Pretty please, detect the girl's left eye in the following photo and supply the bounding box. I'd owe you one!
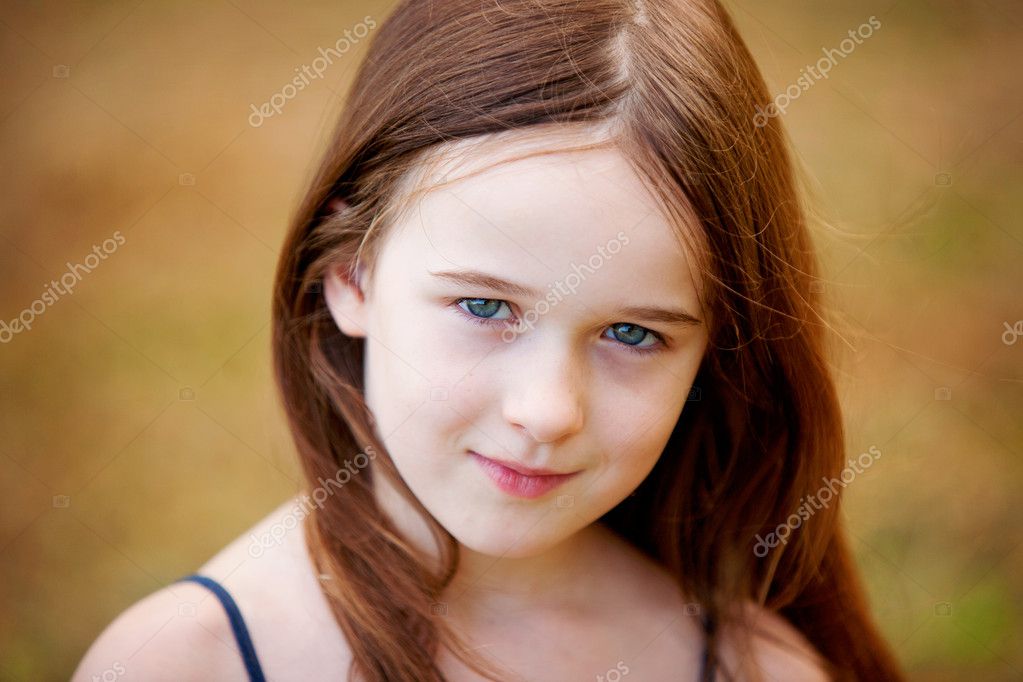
[453,297,665,355]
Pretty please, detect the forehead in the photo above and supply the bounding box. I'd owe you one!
[377,127,703,305]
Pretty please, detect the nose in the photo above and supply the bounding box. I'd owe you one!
[501,337,585,444]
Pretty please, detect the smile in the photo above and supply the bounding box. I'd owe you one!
[469,451,580,499]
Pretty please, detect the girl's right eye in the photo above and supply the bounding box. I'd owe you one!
[454,298,514,325]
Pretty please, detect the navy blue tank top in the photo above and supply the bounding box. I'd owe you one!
[177,573,718,680]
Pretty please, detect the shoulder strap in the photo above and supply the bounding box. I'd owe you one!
[698,610,717,681]
[177,574,267,682]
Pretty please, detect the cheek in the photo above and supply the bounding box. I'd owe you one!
[364,309,490,459]
[364,302,441,405]
[588,392,688,490]
[597,378,687,439]
[396,308,498,411]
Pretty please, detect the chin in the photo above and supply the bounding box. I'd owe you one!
[446,518,568,558]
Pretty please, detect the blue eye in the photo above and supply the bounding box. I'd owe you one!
[452,298,665,355]
[603,323,660,354]
[457,298,513,321]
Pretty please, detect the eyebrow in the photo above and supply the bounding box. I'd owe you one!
[429,268,703,327]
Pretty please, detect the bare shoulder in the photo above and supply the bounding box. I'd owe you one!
[74,496,353,681]
[716,600,832,682]
[568,526,829,680]
[194,495,354,677]
[71,580,248,682]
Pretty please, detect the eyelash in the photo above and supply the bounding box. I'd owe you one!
[451,298,667,356]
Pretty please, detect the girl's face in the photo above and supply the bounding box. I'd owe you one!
[324,128,709,559]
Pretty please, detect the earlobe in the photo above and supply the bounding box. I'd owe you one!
[322,264,369,338]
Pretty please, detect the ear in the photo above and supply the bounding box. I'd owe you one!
[326,196,348,214]
[323,262,369,339]
[320,197,370,339]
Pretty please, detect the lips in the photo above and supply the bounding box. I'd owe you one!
[470,451,569,476]
[469,451,580,499]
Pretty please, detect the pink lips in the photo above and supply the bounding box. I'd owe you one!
[469,451,579,499]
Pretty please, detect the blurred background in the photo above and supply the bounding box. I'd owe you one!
[0,1,1019,679]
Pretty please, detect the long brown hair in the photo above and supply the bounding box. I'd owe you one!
[270,0,905,680]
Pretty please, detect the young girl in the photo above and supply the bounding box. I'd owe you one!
[75,1,906,680]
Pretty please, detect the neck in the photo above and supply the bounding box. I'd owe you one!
[371,466,615,620]
[443,522,609,619]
